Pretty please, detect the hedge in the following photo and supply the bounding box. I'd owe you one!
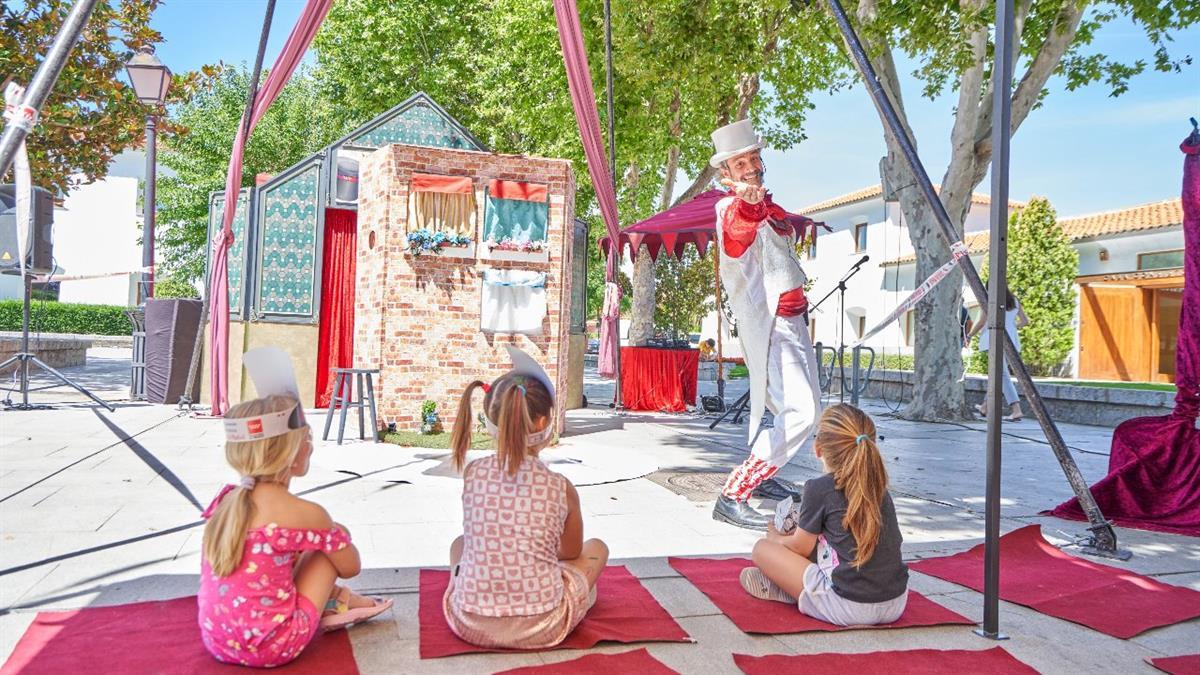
[0,300,134,336]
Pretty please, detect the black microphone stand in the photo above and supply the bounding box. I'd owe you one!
[809,255,869,403]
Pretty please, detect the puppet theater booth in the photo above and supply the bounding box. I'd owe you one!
[201,93,588,429]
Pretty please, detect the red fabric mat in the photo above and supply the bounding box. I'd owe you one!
[494,648,679,674]
[0,596,358,674]
[620,347,699,412]
[1149,654,1200,675]
[668,557,972,634]
[419,565,691,658]
[909,525,1200,638]
[733,647,1037,675]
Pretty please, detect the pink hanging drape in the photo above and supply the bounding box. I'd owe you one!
[207,0,333,416]
[552,0,623,379]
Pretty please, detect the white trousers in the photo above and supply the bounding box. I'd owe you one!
[723,315,822,500]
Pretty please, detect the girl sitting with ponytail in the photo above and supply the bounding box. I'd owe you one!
[443,346,609,649]
[740,403,909,626]
[198,394,391,668]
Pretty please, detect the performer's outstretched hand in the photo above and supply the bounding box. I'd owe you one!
[720,178,765,205]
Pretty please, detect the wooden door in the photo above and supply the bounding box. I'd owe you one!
[1078,285,1152,382]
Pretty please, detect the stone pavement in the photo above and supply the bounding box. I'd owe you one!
[0,350,1197,673]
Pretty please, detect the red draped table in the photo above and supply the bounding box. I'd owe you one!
[620,347,699,412]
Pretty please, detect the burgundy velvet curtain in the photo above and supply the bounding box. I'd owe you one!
[1048,134,1200,536]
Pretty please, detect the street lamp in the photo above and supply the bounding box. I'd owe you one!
[124,45,171,301]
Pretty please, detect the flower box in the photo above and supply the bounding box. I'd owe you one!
[480,239,549,263]
[405,229,475,259]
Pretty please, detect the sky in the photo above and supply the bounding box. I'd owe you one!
[113,0,1200,220]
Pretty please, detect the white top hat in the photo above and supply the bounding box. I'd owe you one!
[709,119,765,168]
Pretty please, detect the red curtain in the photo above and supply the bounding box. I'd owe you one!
[316,208,357,408]
[620,347,699,413]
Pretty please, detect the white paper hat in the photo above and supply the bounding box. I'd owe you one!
[709,119,766,168]
[223,346,307,442]
[505,345,555,402]
[482,346,557,446]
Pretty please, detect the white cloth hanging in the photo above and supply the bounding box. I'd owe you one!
[481,268,547,334]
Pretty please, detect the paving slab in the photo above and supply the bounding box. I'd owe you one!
[0,356,1197,672]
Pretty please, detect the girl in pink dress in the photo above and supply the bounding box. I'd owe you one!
[198,394,391,667]
[442,346,609,649]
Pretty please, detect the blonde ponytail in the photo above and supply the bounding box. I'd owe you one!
[814,403,889,569]
[201,394,307,577]
[451,381,487,472]
[497,384,533,476]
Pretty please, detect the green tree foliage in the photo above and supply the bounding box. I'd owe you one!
[653,248,716,340]
[153,275,199,299]
[0,1,209,195]
[311,0,845,330]
[156,66,352,282]
[847,0,1196,419]
[972,198,1079,376]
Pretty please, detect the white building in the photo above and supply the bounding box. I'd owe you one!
[792,185,1008,357]
[1,175,141,306]
[874,194,1183,382]
[701,183,1184,384]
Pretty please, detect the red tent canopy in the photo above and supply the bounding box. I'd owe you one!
[599,189,824,260]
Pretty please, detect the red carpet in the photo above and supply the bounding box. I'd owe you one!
[733,647,1037,674]
[1149,654,1200,675]
[909,525,1200,638]
[419,565,691,658]
[494,648,679,674]
[0,596,358,674]
[668,557,973,634]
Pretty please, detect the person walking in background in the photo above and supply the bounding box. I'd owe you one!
[966,290,1030,421]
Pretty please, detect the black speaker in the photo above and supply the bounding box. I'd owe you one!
[144,298,203,404]
[0,184,54,274]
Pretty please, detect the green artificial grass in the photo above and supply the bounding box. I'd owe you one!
[380,430,492,449]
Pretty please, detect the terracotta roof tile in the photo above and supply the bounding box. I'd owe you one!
[1058,198,1182,240]
[881,197,1183,266]
[799,184,1022,214]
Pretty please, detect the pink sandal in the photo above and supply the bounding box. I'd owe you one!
[319,585,393,632]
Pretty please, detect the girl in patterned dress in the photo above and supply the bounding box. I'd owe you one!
[442,346,609,649]
[198,394,392,667]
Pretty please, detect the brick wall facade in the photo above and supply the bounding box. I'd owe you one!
[354,144,576,434]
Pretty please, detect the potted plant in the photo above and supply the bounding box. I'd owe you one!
[407,229,472,256]
[419,399,443,434]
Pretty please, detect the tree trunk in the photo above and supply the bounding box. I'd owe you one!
[628,247,656,345]
[882,153,975,421]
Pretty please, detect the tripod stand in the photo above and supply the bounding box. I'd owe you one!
[809,254,869,403]
[0,273,114,411]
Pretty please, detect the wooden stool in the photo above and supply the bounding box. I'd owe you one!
[322,368,380,445]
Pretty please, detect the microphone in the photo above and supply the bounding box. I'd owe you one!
[853,254,870,268]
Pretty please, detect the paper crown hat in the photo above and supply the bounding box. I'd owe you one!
[482,346,557,446]
[504,345,555,402]
[222,346,307,442]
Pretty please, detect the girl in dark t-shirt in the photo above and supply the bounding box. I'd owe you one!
[739,403,909,626]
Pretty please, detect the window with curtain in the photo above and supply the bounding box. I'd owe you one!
[407,173,476,238]
[483,179,549,250]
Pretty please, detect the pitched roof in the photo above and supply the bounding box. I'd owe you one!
[799,184,1021,214]
[881,197,1183,266]
[1058,198,1182,240]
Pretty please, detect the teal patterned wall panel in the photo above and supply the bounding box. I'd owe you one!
[348,101,482,150]
[207,189,251,316]
[258,164,320,316]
